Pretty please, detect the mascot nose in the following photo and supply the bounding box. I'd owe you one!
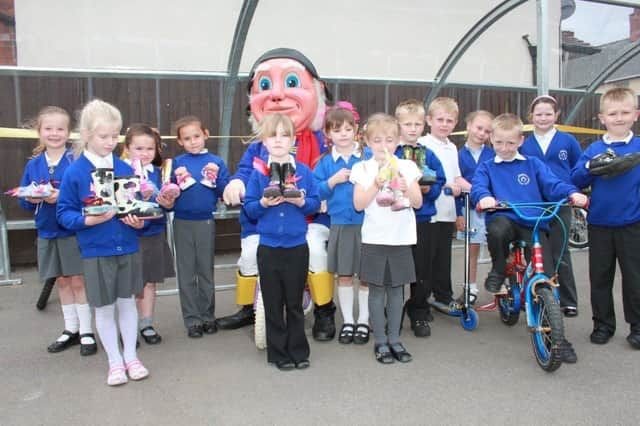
[269,83,284,101]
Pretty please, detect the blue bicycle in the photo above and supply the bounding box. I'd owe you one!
[477,199,574,372]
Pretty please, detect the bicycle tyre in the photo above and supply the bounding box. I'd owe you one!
[498,281,520,326]
[530,286,564,372]
[568,207,588,249]
[254,285,267,350]
[36,277,56,311]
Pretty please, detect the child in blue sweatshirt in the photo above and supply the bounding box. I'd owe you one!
[521,95,583,317]
[20,106,96,356]
[244,113,321,371]
[57,99,148,386]
[313,106,369,345]
[471,113,587,363]
[393,99,445,337]
[571,87,640,350]
[162,116,229,338]
[122,124,175,345]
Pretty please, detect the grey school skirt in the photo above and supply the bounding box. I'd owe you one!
[83,252,143,307]
[139,233,175,283]
[359,243,415,287]
[327,224,361,276]
[37,235,83,280]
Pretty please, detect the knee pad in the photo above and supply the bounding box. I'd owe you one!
[235,271,257,305]
[307,271,334,306]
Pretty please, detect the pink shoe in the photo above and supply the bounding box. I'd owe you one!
[107,364,128,386]
[125,359,149,381]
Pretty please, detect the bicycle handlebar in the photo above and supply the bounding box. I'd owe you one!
[478,198,570,222]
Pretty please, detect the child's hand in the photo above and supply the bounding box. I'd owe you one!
[374,175,386,189]
[454,176,471,193]
[141,187,155,201]
[569,192,588,208]
[330,168,350,186]
[156,192,175,209]
[395,173,408,193]
[120,214,144,229]
[84,210,116,226]
[446,183,462,197]
[456,216,465,231]
[24,197,40,204]
[420,184,431,194]
[260,195,284,208]
[43,188,59,204]
[285,191,306,208]
[478,196,497,211]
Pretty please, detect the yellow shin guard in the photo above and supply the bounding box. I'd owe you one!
[307,271,335,306]
[235,272,257,305]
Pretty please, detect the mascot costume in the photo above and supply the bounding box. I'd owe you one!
[217,48,337,341]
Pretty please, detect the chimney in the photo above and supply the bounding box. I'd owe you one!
[631,9,640,42]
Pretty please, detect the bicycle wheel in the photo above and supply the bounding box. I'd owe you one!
[254,283,267,350]
[498,280,520,326]
[529,286,564,372]
[568,207,588,249]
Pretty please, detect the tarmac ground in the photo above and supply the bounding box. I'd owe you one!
[0,248,638,425]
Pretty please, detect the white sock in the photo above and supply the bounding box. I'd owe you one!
[338,286,354,324]
[357,287,370,324]
[95,303,122,366]
[60,304,79,339]
[117,297,139,364]
[75,304,94,344]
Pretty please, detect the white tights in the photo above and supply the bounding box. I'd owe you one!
[94,297,138,366]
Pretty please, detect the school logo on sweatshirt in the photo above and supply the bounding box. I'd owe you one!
[558,150,568,161]
[517,173,530,185]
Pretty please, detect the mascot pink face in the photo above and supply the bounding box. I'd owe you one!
[249,58,319,134]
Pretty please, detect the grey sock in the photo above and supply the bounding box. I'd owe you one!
[139,316,153,331]
[368,285,387,345]
[386,285,403,344]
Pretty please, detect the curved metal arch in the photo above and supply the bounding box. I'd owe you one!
[218,0,259,164]
[565,39,640,125]
[424,0,528,107]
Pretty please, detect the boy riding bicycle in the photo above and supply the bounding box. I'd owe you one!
[471,114,588,362]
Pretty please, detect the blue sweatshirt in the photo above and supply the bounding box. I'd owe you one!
[171,152,230,220]
[394,144,446,223]
[138,166,167,237]
[56,154,139,258]
[571,136,640,227]
[471,155,579,229]
[19,148,75,239]
[244,161,321,248]
[520,130,581,182]
[457,144,495,215]
[313,148,366,225]
[232,131,328,238]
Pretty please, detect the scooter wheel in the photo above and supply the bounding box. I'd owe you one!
[459,308,478,331]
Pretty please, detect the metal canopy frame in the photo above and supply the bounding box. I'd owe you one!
[218,0,258,164]
[424,0,529,107]
[565,39,640,124]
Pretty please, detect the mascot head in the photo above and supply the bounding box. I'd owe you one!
[248,48,332,134]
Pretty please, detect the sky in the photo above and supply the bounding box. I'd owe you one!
[562,1,633,45]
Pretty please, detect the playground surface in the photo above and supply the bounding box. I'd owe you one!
[0,249,638,426]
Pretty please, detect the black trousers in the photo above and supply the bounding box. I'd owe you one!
[486,216,554,278]
[411,221,454,308]
[550,206,578,308]
[588,222,640,333]
[257,244,310,364]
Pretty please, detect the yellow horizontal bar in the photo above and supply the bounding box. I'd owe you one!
[451,124,605,137]
[0,127,249,141]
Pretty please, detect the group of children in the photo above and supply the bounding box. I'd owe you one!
[17,85,640,382]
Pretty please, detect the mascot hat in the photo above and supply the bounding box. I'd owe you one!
[247,47,333,102]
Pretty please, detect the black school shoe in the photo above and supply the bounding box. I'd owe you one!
[389,342,412,363]
[557,339,577,363]
[563,306,578,318]
[374,344,395,364]
[202,321,218,335]
[187,325,204,338]
[140,326,162,345]
[590,327,614,345]
[47,330,80,353]
[627,329,640,349]
[79,333,98,356]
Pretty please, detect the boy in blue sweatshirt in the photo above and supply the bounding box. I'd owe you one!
[162,116,230,338]
[393,99,446,337]
[571,87,640,349]
[471,113,587,363]
[244,113,321,371]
